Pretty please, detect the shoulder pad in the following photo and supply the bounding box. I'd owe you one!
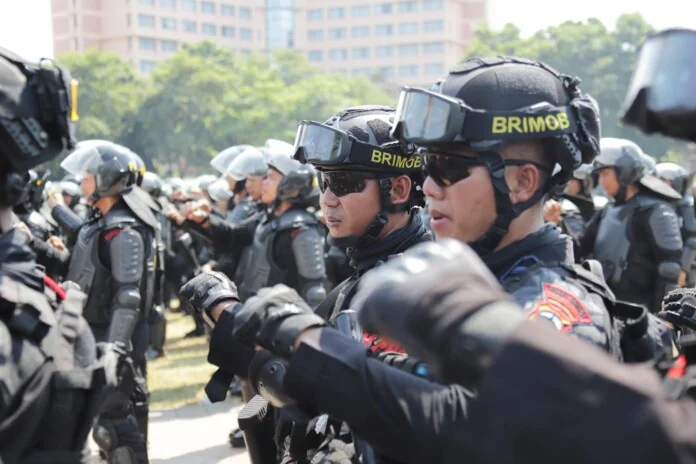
[277,209,318,231]
[648,204,683,251]
[103,206,137,231]
[634,193,667,210]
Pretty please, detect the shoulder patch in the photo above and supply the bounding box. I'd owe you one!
[527,282,593,332]
[104,228,123,241]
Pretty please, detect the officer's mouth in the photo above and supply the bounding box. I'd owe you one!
[429,209,450,228]
[326,216,342,228]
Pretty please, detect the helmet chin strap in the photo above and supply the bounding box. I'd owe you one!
[470,151,548,257]
[614,185,628,205]
[330,177,394,250]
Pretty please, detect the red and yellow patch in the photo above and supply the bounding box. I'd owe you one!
[527,283,593,332]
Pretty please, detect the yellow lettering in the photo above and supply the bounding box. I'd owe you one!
[371,149,382,164]
[508,116,522,134]
[414,157,422,168]
[522,117,529,133]
[492,116,507,134]
[545,115,559,130]
[383,152,392,166]
[557,112,570,130]
[397,156,407,169]
[528,116,545,133]
[405,157,414,168]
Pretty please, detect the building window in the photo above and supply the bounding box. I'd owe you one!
[375,45,394,57]
[160,0,175,8]
[181,0,196,11]
[352,68,371,77]
[140,60,156,73]
[307,9,323,20]
[399,43,418,56]
[308,30,324,41]
[352,47,370,59]
[139,37,156,50]
[328,7,345,19]
[399,22,418,35]
[423,0,444,10]
[329,28,347,40]
[161,17,177,30]
[308,50,324,62]
[329,48,348,60]
[351,26,370,38]
[240,28,252,40]
[202,23,216,36]
[398,1,417,12]
[221,4,234,15]
[399,64,418,77]
[375,3,393,14]
[424,19,444,32]
[424,62,445,74]
[351,4,370,16]
[239,7,251,18]
[161,39,177,52]
[375,25,393,36]
[423,41,444,54]
[377,66,395,78]
[182,20,196,32]
[138,14,155,28]
[138,0,154,5]
[222,26,235,37]
[201,1,215,13]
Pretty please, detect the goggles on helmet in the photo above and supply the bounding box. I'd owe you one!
[390,86,579,147]
[294,120,421,172]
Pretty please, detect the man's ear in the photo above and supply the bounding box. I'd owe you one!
[391,175,412,206]
[509,165,543,203]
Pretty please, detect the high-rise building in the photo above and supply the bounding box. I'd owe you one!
[51,0,487,85]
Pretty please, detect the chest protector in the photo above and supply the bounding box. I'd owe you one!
[0,277,114,463]
[238,210,317,302]
[65,207,156,326]
[593,203,635,287]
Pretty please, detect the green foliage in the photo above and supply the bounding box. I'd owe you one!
[463,13,689,158]
[55,43,394,176]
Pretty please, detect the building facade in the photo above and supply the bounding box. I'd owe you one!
[52,0,487,85]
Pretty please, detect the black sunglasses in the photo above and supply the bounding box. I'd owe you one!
[422,152,551,187]
[318,171,377,197]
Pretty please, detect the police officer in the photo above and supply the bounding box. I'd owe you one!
[0,47,116,463]
[61,141,157,463]
[61,177,90,219]
[581,138,684,312]
[656,162,696,286]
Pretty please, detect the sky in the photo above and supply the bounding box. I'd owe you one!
[0,0,695,61]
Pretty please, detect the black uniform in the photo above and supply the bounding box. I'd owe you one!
[0,228,114,463]
[65,199,155,463]
[583,192,683,312]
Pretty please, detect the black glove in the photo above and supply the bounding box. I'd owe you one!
[179,271,239,325]
[232,284,327,358]
[659,288,696,331]
[352,239,521,386]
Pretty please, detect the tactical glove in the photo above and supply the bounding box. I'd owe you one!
[232,284,327,358]
[352,239,522,386]
[659,288,696,331]
[179,271,239,326]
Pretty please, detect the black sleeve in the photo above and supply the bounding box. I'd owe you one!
[578,207,603,259]
[207,214,255,252]
[443,321,696,463]
[31,237,70,279]
[283,329,471,463]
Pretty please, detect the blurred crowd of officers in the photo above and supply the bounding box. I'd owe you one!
[4,27,696,464]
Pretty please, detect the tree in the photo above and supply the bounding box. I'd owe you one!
[463,14,688,160]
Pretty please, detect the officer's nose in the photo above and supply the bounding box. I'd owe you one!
[320,186,340,208]
[423,175,445,200]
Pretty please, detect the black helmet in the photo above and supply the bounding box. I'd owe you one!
[267,152,319,204]
[61,141,137,201]
[141,171,163,197]
[656,162,690,197]
[0,48,76,172]
[593,137,681,202]
[390,56,601,254]
[13,169,50,214]
[294,105,425,248]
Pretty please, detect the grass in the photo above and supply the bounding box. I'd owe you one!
[148,308,220,410]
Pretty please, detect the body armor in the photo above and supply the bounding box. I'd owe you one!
[238,209,319,302]
[65,203,156,328]
[592,202,634,288]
